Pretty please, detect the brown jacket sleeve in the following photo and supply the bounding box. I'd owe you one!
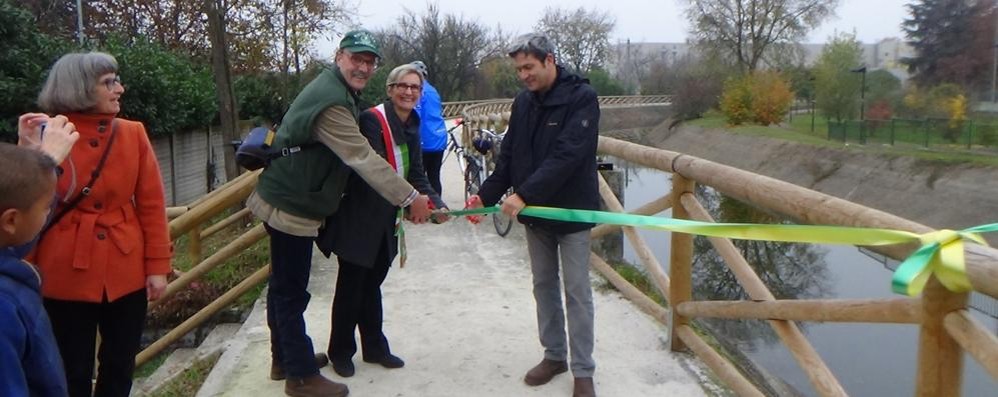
[312,106,417,207]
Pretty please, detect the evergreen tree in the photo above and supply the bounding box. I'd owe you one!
[902,0,997,89]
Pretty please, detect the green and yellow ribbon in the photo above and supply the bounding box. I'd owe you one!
[444,206,997,297]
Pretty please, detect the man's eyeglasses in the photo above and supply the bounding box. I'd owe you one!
[100,75,122,90]
[348,53,379,70]
[391,83,422,93]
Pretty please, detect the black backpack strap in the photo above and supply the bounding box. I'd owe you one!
[42,119,119,234]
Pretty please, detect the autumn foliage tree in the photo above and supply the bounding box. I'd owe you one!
[720,71,794,126]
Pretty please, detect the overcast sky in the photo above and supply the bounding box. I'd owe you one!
[321,0,911,49]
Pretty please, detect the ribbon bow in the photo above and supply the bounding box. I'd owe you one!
[892,226,994,296]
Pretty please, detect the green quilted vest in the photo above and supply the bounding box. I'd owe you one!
[255,65,360,219]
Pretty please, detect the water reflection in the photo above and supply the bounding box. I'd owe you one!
[691,185,832,351]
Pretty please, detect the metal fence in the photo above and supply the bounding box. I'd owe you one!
[826,118,998,150]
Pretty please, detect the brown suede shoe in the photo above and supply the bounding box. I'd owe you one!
[285,374,349,397]
[573,377,596,397]
[523,358,568,386]
[271,353,331,381]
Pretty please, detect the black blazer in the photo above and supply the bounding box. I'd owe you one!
[316,102,445,267]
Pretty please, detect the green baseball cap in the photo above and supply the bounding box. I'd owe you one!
[339,29,381,58]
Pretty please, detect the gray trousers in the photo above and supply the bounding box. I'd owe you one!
[525,226,596,377]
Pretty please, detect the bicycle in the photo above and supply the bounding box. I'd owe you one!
[467,128,514,237]
[441,121,514,237]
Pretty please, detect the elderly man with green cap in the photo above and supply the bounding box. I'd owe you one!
[246,29,433,397]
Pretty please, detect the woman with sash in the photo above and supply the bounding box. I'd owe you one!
[316,63,448,378]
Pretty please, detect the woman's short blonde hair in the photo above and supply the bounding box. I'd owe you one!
[384,63,424,95]
[37,52,118,114]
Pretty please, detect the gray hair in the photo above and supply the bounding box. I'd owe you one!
[507,33,557,62]
[37,52,119,114]
[385,63,424,92]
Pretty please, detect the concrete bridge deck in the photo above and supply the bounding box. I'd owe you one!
[196,155,713,397]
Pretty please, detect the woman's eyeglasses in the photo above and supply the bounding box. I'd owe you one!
[391,83,422,93]
[100,75,122,90]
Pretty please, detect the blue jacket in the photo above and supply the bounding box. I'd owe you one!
[0,247,67,397]
[415,81,447,153]
[478,66,600,234]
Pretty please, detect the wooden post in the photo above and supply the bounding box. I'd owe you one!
[188,224,202,263]
[669,174,694,351]
[915,277,968,397]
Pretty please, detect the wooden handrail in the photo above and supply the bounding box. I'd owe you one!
[597,174,671,300]
[200,207,252,240]
[169,170,259,239]
[137,264,270,366]
[943,310,998,378]
[677,299,922,323]
[675,325,765,397]
[598,136,998,299]
[151,224,267,309]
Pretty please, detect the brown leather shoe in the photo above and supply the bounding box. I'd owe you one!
[284,374,349,397]
[573,377,596,397]
[271,353,330,381]
[523,358,568,386]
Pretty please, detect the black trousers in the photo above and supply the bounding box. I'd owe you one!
[423,150,444,196]
[327,244,393,362]
[44,288,147,397]
[265,223,320,378]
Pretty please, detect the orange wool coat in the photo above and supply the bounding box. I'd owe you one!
[30,113,173,302]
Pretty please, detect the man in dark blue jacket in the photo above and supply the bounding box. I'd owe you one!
[470,33,600,397]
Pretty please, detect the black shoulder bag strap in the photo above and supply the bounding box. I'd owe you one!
[42,119,119,234]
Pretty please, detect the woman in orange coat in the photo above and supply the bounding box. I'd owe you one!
[31,52,172,397]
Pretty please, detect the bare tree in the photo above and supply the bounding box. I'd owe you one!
[535,7,615,74]
[205,0,241,181]
[375,4,503,100]
[683,0,839,73]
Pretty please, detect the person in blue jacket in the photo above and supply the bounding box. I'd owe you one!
[0,114,78,397]
[411,61,448,196]
[0,148,63,396]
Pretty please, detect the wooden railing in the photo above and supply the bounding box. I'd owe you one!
[461,97,996,395]
[594,136,998,397]
[139,170,268,367]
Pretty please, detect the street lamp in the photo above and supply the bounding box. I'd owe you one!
[850,66,867,121]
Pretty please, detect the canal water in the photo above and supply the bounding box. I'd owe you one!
[608,157,997,396]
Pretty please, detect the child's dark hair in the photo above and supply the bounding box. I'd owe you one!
[0,143,57,211]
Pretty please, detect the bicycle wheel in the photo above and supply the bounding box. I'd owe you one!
[464,159,481,202]
[493,189,514,237]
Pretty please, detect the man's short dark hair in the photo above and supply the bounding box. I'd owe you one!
[0,144,56,211]
[508,33,557,62]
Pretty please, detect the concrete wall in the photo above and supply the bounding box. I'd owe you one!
[151,128,230,206]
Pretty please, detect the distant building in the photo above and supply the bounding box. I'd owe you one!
[609,38,915,82]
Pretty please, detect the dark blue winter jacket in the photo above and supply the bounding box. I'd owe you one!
[478,65,601,234]
[0,246,68,397]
